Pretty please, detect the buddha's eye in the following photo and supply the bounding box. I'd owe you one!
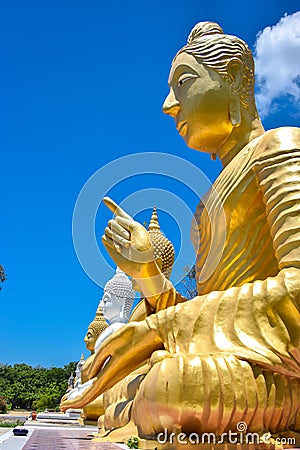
[177,74,197,87]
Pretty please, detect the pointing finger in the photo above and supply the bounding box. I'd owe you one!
[103,197,131,220]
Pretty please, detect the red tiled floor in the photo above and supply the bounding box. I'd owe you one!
[22,429,121,449]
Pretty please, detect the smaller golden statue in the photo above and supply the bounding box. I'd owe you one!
[61,306,108,422]
[82,306,109,383]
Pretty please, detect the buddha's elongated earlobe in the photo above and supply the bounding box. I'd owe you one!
[211,153,217,161]
[227,58,242,127]
[229,91,241,127]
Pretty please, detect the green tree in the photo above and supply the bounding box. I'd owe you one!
[0,265,6,290]
[0,396,7,413]
[178,265,197,299]
[32,383,63,411]
[0,362,77,411]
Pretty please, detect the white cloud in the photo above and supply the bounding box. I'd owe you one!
[254,11,300,118]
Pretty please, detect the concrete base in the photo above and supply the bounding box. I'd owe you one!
[36,412,76,420]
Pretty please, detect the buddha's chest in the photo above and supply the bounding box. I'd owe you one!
[195,151,278,292]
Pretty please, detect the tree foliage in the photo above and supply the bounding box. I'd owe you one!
[0,265,6,290]
[0,396,7,414]
[178,264,197,300]
[0,362,76,411]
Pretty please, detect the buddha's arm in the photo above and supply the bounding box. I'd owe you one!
[80,355,95,384]
[60,321,163,411]
[256,132,300,273]
[134,265,186,313]
[247,139,300,354]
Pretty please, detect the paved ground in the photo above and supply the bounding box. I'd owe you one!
[0,425,128,450]
[0,411,29,420]
[0,428,34,450]
[22,428,123,449]
[0,413,129,449]
[0,430,11,437]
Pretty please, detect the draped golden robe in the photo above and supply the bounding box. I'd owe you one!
[131,127,300,437]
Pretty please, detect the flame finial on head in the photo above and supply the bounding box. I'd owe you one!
[147,207,175,280]
[148,206,160,230]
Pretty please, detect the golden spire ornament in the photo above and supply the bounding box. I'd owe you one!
[147,207,175,280]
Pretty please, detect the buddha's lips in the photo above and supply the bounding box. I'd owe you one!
[176,121,188,136]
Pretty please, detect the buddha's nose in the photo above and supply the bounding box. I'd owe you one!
[162,89,180,118]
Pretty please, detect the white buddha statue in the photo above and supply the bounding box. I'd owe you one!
[63,267,135,406]
[94,267,136,353]
[73,354,85,389]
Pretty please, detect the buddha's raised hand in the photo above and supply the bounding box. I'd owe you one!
[102,197,155,278]
[102,197,177,308]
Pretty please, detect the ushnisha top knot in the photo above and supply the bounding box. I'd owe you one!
[187,21,224,43]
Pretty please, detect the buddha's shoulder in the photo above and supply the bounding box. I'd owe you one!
[253,127,300,161]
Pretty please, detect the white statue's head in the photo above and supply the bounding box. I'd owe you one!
[99,290,124,323]
[100,267,136,324]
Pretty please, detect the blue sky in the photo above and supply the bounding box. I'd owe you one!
[1,1,299,367]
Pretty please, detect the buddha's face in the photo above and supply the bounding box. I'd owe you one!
[100,291,121,323]
[84,328,97,352]
[99,291,111,317]
[163,52,234,153]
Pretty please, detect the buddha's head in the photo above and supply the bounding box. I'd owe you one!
[84,306,108,353]
[99,268,136,324]
[163,21,257,154]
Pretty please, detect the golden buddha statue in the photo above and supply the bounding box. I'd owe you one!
[81,306,109,422]
[81,305,108,382]
[62,21,300,443]
[61,305,108,421]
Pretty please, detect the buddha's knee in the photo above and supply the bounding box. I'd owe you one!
[99,367,148,431]
[81,395,105,422]
[132,353,300,438]
[132,353,227,437]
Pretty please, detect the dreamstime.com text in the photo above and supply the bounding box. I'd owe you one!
[157,422,296,446]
